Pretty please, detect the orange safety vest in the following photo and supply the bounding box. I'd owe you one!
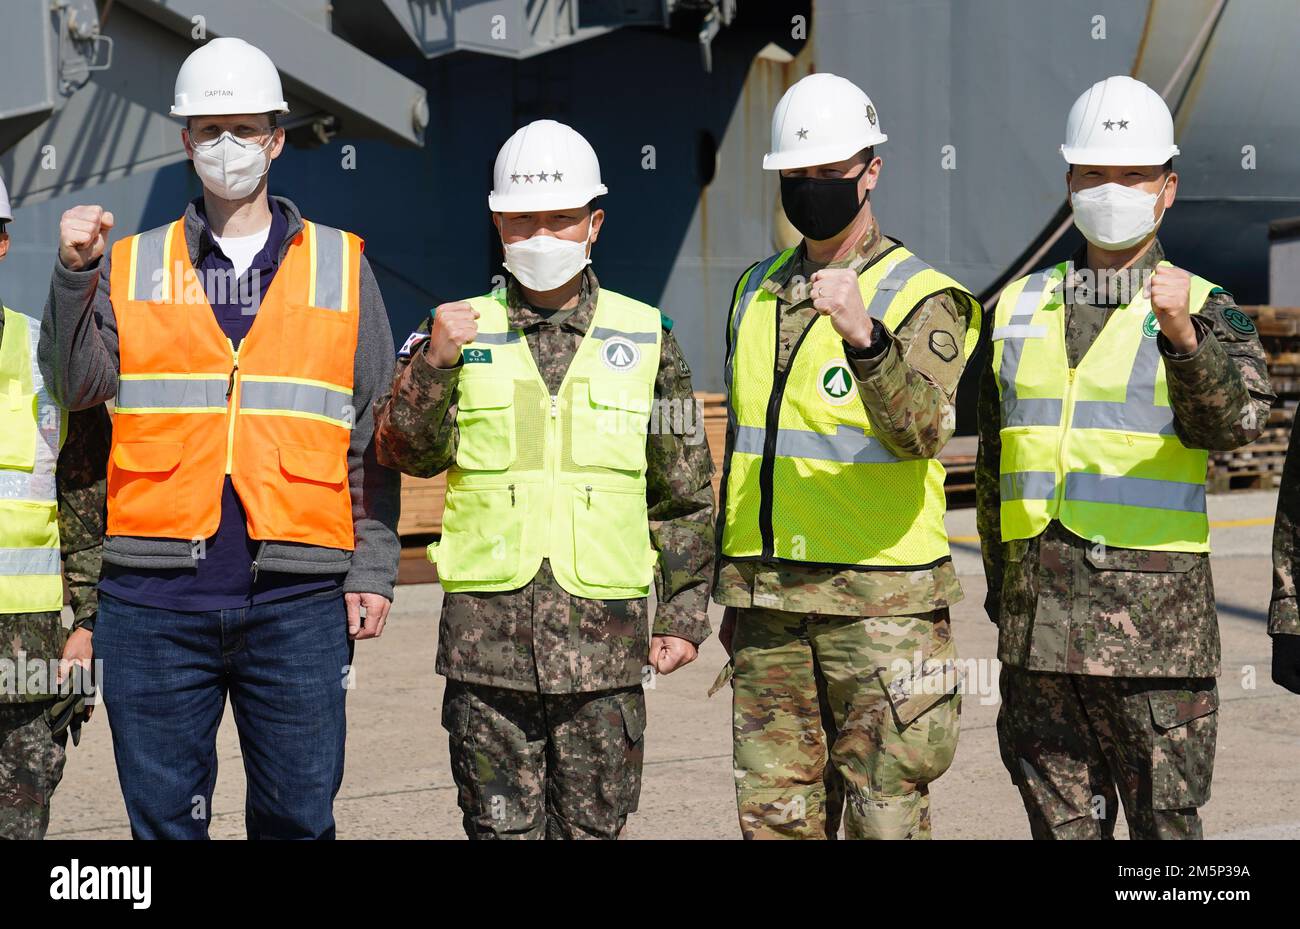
[107,216,362,549]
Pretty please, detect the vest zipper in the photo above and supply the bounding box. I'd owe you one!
[225,340,240,475]
[550,394,558,418]
[509,483,516,506]
[1055,368,1077,509]
[585,484,592,507]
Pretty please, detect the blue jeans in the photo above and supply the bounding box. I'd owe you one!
[93,587,353,839]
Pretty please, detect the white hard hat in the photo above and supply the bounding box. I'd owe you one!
[763,72,887,171]
[0,174,11,224]
[488,120,608,212]
[1061,75,1179,166]
[170,37,289,118]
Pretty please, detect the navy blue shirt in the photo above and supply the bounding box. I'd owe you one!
[101,198,344,611]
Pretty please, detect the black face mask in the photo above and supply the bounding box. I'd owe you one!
[779,172,868,241]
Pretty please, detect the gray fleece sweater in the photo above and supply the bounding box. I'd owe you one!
[39,196,401,599]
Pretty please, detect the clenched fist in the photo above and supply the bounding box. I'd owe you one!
[427,300,480,369]
[1147,264,1197,354]
[810,267,873,349]
[60,205,115,271]
[649,634,698,675]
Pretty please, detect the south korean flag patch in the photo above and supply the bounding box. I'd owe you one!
[397,329,430,360]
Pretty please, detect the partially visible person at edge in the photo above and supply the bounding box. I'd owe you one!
[0,171,109,840]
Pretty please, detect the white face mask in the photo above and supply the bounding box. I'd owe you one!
[502,222,593,291]
[1070,177,1169,250]
[190,131,274,201]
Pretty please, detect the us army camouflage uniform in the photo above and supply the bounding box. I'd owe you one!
[374,268,714,839]
[977,240,1275,839]
[714,222,976,840]
[0,306,110,839]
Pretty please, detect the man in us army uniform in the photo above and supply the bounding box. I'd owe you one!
[713,73,981,840]
[374,120,714,839]
[978,76,1275,839]
[0,175,109,839]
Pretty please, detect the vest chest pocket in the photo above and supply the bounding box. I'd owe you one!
[572,485,654,589]
[571,378,651,472]
[112,441,183,474]
[455,378,516,472]
[0,383,37,469]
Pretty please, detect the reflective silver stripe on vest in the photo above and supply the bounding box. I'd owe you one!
[864,255,930,319]
[0,472,55,501]
[734,424,901,464]
[116,377,228,410]
[591,327,658,344]
[991,324,1047,340]
[132,225,171,302]
[312,224,345,311]
[0,548,61,576]
[1070,333,1176,434]
[1064,472,1206,513]
[997,270,1058,427]
[240,381,353,425]
[472,331,521,345]
[1005,397,1063,429]
[1001,470,1056,501]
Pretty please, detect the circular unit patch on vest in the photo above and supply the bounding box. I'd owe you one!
[817,359,858,406]
[1142,311,1160,339]
[601,336,641,372]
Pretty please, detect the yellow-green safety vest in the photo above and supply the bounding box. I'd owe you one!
[0,306,67,614]
[992,261,1220,552]
[720,244,981,569]
[428,288,661,598]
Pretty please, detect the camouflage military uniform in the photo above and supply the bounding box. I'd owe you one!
[977,240,1275,839]
[0,306,110,839]
[375,268,714,839]
[714,222,976,839]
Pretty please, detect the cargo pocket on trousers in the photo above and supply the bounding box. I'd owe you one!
[617,690,647,816]
[1148,685,1218,810]
[875,642,964,789]
[439,686,483,816]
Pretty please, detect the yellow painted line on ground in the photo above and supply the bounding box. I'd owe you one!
[948,516,1274,545]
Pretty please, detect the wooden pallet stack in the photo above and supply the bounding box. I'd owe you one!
[1205,305,1298,492]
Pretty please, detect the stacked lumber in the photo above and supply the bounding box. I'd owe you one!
[1206,306,1299,492]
